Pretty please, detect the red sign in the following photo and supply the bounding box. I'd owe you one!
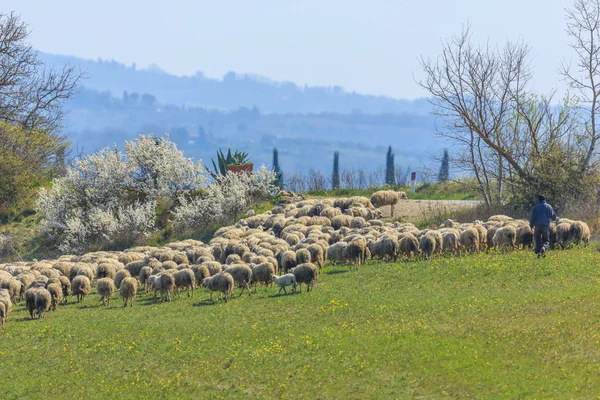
[411,172,416,181]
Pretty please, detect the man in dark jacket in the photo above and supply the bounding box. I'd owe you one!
[529,195,559,258]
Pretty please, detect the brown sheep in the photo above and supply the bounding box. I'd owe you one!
[460,227,480,254]
[291,263,318,292]
[202,272,234,302]
[173,268,196,298]
[72,275,91,303]
[120,277,138,307]
[223,264,253,297]
[96,278,116,306]
[251,262,275,291]
[343,237,369,269]
[307,244,325,270]
[46,282,63,311]
[34,288,52,318]
[492,226,517,252]
[296,248,312,265]
[399,234,420,260]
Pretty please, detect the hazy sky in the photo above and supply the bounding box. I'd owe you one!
[2,0,571,99]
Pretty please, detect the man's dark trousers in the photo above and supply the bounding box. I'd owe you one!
[534,225,550,254]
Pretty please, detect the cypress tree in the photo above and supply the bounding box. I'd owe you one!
[438,149,450,183]
[385,146,396,186]
[332,151,340,189]
[273,147,283,188]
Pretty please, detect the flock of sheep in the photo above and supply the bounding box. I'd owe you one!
[0,190,591,329]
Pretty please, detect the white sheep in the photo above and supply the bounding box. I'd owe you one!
[272,274,297,294]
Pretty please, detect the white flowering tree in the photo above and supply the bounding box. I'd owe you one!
[36,134,208,253]
[172,165,279,229]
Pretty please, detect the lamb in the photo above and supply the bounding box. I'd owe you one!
[343,237,369,269]
[71,275,91,303]
[291,263,318,292]
[34,288,52,318]
[96,278,116,306]
[492,226,517,252]
[46,282,63,311]
[114,269,131,289]
[120,277,138,307]
[25,287,38,318]
[460,227,480,254]
[223,264,253,296]
[173,268,196,298]
[202,272,234,302]
[272,274,297,294]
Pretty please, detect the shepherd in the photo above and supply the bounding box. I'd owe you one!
[529,195,559,258]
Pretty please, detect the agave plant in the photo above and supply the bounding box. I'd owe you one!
[206,149,252,179]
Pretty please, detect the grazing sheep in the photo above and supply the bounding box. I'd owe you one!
[516,225,534,249]
[425,231,444,255]
[371,236,400,262]
[399,234,420,260]
[279,251,297,274]
[46,282,63,311]
[114,269,131,289]
[125,259,147,277]
[460,227,480,254]
[251,262,275,290]
[327,237,346,259]
[225,254,242,265]
[173,268,196,298]
[471,224,488,250]
[492,226,517,252]
[272,274,297,294]
[291,263,318,292]
[343,238,369,269]
[59,276,71,303]
[419,235,436,260]
[0,289,12,323]
[331,215,353,230]
[307,244,325,270]
[76,267,95,284]
[0,279,22,303]
[139,266,153,292]
[96,263,117,280]
[201,261,223,276]
[350,217,369,229]
[296,248,312,265]
[72,275,91,303]
[370,190,401,216]
[191,264,210,287]
[120,277,138,307]
[223,264,253,296]
[570,221,591,248]
[442,231,461,256]
[96,278,116,306]
[25,287,38,319]
[156,272,176,302]
[202,272,234,302]
[34,288,52,319]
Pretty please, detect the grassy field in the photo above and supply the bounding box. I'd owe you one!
[1,246,600,398]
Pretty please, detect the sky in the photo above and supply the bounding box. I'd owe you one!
[1,0,571,99]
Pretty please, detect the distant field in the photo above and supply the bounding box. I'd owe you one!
[1,246,599,398]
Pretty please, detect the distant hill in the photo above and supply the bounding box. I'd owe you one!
[40,52,443,175]
[64,88,442,175]
[41,52,431,115]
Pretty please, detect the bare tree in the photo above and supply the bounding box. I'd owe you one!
[419,25,585,208]
[561,0,600,171]
[0,12,81,137]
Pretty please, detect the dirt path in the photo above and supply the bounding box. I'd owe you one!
[378,200,481,223]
